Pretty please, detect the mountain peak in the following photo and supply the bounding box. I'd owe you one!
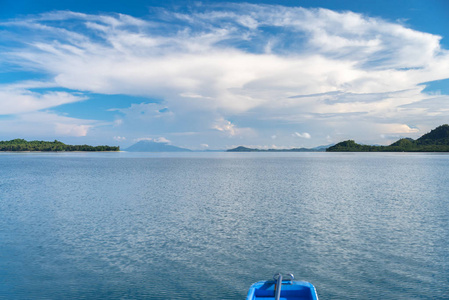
[417,124,449,143]
[125,140,192,152]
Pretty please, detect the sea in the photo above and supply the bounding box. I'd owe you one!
[0,152,448,299]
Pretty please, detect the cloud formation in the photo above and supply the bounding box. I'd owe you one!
[293,132,311,139]
[1,4,448,147]
[0,86,85,115]
[0,111,98,139]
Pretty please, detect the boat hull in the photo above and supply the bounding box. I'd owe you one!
[246,280,318,300]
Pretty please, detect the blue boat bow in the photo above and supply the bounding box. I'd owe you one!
[246,273,318,300]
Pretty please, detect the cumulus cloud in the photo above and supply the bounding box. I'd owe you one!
[213,117,255,137]
[153,137,170,143]
[293,132,312,139]
[113,136,126,141]
[1,4,449,146]
[213,118,238,136]
[55,123,91,137]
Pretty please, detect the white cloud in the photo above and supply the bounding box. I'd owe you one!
[135,137,152,142]
[154,137,170,143]
[0,111,98,138]
[213,118,256,137]
[1,4,449,147]
[0,87,86,115]
[55,123,91,137]
[293,132,312,139]
[113,119,123,126]
[213,118,238,136]
[113,136,126,141]
[134,137,170,143]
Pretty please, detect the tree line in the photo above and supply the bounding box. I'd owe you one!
[0,139,120,152]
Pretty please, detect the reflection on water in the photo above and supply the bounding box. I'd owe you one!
[0,152,448,299]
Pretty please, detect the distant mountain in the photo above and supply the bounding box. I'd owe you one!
[227,146,258,152]
[227,145,331,152]
[310,144,334,151]
[199,149,226,152]
[327,124,449,152]
[125,140,192,152]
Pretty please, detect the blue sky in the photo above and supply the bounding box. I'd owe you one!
[1,1,449,149]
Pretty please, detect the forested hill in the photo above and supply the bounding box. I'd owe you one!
[0,139,119,151]
[416,124,449,145]
[327,124,449,152]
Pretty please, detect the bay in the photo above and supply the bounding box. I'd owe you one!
[0,152,448,299]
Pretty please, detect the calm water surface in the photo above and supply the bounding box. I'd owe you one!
[0,152,448,299]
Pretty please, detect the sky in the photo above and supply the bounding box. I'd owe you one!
[1,0,449,149]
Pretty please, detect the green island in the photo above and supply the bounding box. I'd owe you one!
[327,124,449,152]
[0,139,119,152]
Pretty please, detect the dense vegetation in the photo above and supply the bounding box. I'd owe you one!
[0,139,119,152]
[327,124,449,152]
